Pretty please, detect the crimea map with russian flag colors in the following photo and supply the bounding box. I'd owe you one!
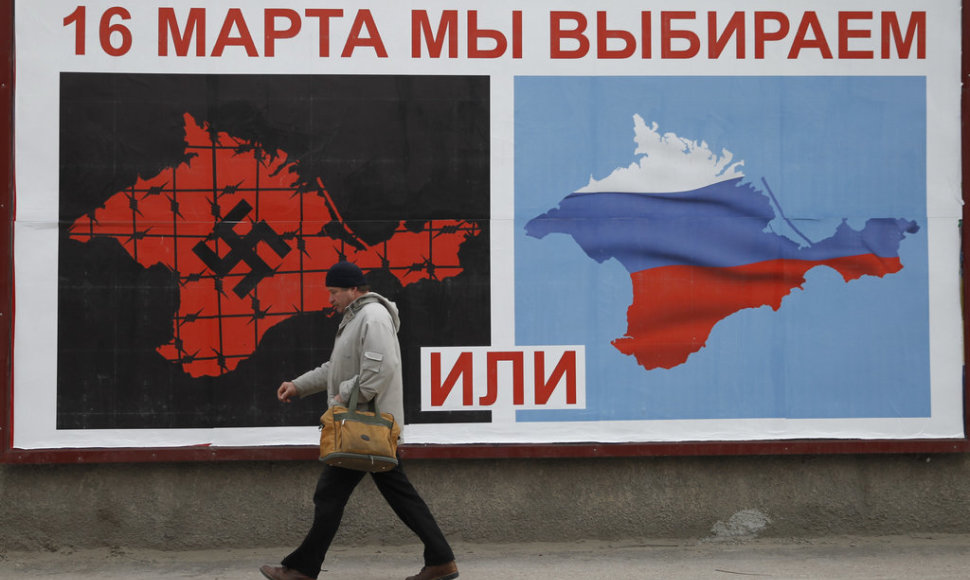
[526,114,918,373]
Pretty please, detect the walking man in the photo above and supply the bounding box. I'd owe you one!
[260,261,459,580]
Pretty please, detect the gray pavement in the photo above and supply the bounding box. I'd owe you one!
[1,535,969,579]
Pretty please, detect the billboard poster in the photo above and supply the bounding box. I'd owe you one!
[7,0,965,454]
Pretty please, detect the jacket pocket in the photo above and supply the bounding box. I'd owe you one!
[363,351,384,374]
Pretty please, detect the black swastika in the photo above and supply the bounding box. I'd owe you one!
[193,200,292,298]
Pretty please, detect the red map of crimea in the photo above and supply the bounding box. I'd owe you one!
[69,113,479,377]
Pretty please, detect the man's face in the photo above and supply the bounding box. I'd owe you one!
[328,286,359,313]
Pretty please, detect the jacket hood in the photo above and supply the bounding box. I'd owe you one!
[346,292,400,331]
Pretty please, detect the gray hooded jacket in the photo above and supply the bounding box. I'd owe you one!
[291,292,405,425]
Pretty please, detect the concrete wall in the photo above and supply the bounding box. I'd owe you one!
[3,453,970,552]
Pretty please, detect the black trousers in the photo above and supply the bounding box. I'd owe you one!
[281,459,455,578]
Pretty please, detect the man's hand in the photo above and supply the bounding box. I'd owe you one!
[277,381,299,403]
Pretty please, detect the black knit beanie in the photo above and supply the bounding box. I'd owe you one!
[325,261,367,288]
